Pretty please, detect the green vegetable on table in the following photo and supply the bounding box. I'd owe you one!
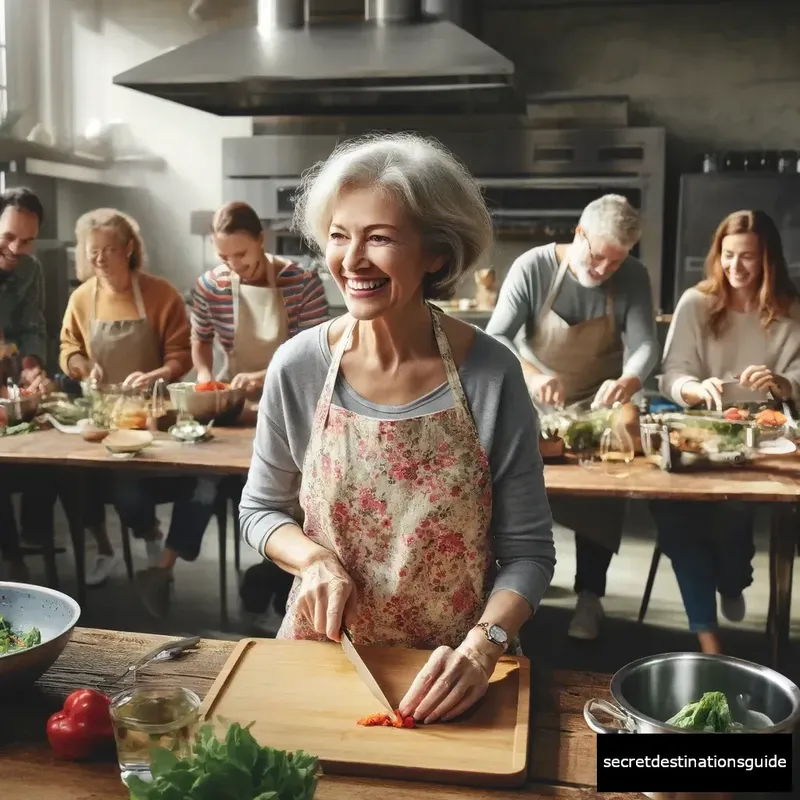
[0,421,35,436]
[0,614,42,655]
[126,721,320,800]
[665,691,744,732]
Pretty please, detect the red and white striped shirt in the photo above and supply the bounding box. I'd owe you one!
[190,261,329,351]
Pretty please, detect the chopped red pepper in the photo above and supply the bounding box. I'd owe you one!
[356,709,415,729]
[46,688,114,761]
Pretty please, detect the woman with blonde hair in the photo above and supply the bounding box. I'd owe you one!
[653,209,800,654]
[60,208,192,587]
[240,133,555,724]
[61,208,191,388]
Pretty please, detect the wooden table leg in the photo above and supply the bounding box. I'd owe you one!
[768,502,796,670]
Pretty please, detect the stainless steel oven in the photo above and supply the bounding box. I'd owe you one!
[480,176,645,290]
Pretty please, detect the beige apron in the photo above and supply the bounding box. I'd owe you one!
[277,309,497,650]
[523,254,624,414]
[219,269,289,382]
[524,253,626,553]
[89,275,162,384]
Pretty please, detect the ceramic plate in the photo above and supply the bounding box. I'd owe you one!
[757,437,797,455]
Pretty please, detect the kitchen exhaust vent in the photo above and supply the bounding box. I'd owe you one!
[113,0,520,116]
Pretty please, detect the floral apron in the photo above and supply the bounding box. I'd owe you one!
[277,309,495,649]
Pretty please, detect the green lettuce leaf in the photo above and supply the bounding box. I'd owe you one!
[126,720,320,800]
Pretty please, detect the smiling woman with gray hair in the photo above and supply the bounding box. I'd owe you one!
[240,132,555,725]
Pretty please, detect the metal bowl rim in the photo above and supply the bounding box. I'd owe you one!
[608,651,800,733]
[0,581,81,657]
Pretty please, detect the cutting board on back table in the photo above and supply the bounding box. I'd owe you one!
[199,638,530,788]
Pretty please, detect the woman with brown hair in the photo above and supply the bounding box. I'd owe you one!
[60,208,193,588]
[652,209,800,654]
[191,201,329,391]
[126,203,330,619]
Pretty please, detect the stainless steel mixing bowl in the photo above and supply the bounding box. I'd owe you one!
[167,382,245,425]
[584,652,800,735]
[0,582,81,693]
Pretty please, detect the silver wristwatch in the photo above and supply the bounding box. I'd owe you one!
[475,622,509,649]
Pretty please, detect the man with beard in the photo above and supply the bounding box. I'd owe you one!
[0,187,49,389]
[0,187,56,582]
[486,194,659,641]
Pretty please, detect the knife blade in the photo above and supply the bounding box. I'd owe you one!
[341,627,395,716]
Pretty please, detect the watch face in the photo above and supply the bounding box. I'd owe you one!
[488,624,508,644]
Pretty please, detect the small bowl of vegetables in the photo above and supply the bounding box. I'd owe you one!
[0,582,81,693]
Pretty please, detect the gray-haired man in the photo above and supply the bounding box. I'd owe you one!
[486,195,659,640]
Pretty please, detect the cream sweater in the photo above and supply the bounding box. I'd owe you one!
[659,287,800,406]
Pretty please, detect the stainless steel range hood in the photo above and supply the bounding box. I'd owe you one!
[113,0,520,117]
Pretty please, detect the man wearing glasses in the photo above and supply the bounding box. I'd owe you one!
[486,194,659,641]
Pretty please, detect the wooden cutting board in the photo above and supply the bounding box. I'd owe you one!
[199,638,530,788]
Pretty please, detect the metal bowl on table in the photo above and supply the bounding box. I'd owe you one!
[0,582,81,693]
[584,652,800,735]
[167,382,245,425]
[0,392,42,424]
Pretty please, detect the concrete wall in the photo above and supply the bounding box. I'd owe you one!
[482,2,800,305]
[29,0,800,295]
[49,0,252,290]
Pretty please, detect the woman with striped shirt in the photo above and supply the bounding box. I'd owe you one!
[191,202,329,391]
[135,203,330,619]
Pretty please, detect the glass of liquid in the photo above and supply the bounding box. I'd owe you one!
[110,686,201,784]
[599,425,635,478]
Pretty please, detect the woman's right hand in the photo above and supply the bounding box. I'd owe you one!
[88,363,104,383]
[681,378,723,411]
[296,553,358,642]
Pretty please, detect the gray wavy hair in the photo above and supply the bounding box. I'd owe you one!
[579,194,642,249]
[293,132,493,300]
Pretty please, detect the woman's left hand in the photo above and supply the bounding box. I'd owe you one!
[739,365,791,398]
[398,639,497,724]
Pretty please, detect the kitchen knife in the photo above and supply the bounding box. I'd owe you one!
[341,627,395,716]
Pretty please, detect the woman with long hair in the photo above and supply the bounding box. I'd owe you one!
[653,209,800,654]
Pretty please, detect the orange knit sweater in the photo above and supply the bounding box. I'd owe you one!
[59,272,192,378]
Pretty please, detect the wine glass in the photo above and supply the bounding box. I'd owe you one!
[599,425,635,478]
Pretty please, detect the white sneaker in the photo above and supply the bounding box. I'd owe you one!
[568,592,605,640]
[86,553,120,587]
[720,594,746,623]
[145,538,163,569]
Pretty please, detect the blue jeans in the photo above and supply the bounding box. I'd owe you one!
[112,474,223,562]
[649,500,756,633]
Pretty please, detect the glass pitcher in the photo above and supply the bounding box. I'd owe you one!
[599,423,635,478]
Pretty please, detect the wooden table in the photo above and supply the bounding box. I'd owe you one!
[1,430,797,666]
[0,628,627,800]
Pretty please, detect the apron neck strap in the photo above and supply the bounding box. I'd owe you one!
[316,305,471,420]
[429,306,470,416]
[540,253,571,318]
[90,274,145,326]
